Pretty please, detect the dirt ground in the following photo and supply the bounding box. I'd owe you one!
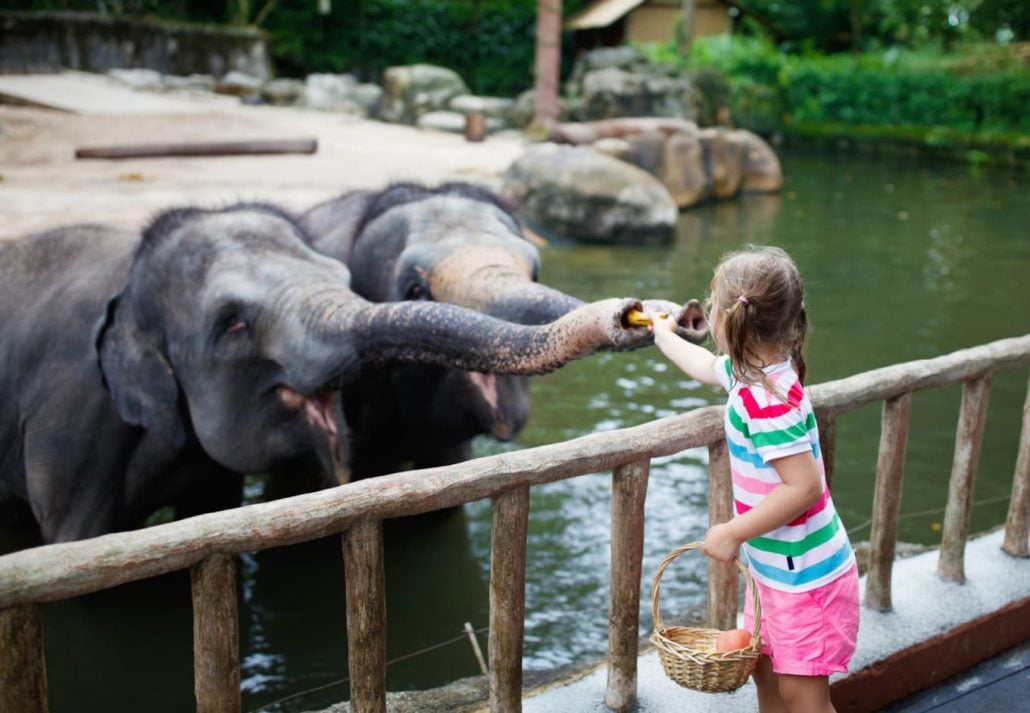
[0,77,527,241]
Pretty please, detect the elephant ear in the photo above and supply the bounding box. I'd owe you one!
[95,294,187,450]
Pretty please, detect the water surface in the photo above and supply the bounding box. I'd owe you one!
[7,148,1028,712]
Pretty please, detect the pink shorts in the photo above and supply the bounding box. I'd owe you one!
[742,564,860,677]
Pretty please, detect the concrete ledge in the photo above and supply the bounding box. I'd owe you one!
[520,529,1030,712]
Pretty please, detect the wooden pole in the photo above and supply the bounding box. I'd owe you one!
[938,374,993,583]
[0,604,47,713]
[74,138,318,160]
[864,393,912,612]
[707,440,738,630]
[605,459,650,712]
[343,520,387,713]
[191,553,240,713]
[532,0,562,130]
[1003,373,1030,558]
[817,412,838,490]
[489,486,530,713]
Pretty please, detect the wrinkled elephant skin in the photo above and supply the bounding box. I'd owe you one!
[0,203,660,542]
[301,182,709,477]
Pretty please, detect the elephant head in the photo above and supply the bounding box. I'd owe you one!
[97,202,660,484]
[301,183,708,475]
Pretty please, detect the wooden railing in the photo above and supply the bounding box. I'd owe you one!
[0,335,1028,713]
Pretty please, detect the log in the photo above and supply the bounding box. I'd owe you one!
[74,138,318,160]
[0,604,47,713]
[0,336,1027,610]
[605,459,649,712]
[864,393,912,612]
[489,487,529,713]
[1003,373,1030,557]
[938,374,993,583]
[0,406,724,609]
[343,520,387,713]
[191,553,240,713]
[707,440,738,630]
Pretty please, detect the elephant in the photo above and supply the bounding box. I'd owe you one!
[300,181,709,477]
[0,202,663,543]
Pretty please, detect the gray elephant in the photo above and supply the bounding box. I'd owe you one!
[300,182,708,476]
[0,202,659,543]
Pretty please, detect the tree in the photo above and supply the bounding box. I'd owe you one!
[533,0,562,129]
[679,0,696,56]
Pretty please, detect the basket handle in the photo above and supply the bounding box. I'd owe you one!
[650,541,762,645]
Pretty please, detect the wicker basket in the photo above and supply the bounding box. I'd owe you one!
[649,542,762,693]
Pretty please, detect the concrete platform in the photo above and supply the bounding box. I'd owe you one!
[521,529,1029,712]
[0,71,229,114]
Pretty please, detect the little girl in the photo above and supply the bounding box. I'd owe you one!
[649,245,858,713]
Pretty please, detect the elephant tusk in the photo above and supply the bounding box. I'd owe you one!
[625,309,667,327]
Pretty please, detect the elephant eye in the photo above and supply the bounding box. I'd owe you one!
[225,318,248,333]
[404,283,429,301]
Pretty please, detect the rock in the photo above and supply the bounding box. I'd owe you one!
[699,127,746,200]
[349,83,384,115]
[449,94,515,120]
[379,64,470,125]
[659,127,709,208]
[416,110,506,134]
[261,77,305,106]
[591,137,634,162]
[214,70,262,96]
[304,73,358,110]
[503,143,678,244]
[163,74,216,92]
[107,68,163,91]
[734,129,784,193]
[575,66,696,122]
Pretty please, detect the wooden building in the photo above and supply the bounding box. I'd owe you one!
[565,0,734,48]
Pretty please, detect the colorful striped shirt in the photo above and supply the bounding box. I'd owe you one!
[713,355,855,593]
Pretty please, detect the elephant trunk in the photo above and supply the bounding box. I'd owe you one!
[425,246,582,325]
[338,297,653,381]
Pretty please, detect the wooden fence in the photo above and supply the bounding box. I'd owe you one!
[0,334,1028,713]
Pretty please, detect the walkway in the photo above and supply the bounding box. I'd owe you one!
[521,529,1029,712]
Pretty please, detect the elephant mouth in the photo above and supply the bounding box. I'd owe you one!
[276,386,339,439]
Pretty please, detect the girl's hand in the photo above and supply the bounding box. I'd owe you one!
[701,522,741,562]
[648,311,677,336]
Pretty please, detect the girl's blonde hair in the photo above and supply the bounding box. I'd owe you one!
[711,245,808,397]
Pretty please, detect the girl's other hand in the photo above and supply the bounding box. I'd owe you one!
[701,522,741,562]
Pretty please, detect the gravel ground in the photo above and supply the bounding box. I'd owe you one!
[0,72,527,241]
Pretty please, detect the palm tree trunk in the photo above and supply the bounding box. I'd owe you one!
[533,0,562,130]
[679,0,696,57]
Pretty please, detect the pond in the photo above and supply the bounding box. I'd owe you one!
[6,147,1029,712]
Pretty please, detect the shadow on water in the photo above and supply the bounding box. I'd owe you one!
[3,147,1028,708]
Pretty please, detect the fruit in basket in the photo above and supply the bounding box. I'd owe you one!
[715,628,752,652]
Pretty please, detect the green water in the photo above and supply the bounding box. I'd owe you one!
[15,148,1030,712]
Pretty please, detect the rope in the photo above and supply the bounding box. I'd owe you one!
[846,494,1012,536]
[247,625,490,712]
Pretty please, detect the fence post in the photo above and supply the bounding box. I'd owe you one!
[865,393,912,612]
[817,413,838,490]
[938,373,993,583]
[708,440,738,629]
[191,553,240,713]
[0,604,47,713]
[1003,373,1030,558]
[605,458,650,712]
[343,519,387,713]
[489,486,530,713]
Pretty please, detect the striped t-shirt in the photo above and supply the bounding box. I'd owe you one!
[713,355,855,593]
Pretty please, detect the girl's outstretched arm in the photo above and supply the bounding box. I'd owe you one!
[650,313,720,386]
[702,451,824,561]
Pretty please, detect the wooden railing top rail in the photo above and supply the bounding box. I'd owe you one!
[0,333,1027,610]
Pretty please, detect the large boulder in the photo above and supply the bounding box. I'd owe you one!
[378,64,470,125]
[503,144,678,244]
